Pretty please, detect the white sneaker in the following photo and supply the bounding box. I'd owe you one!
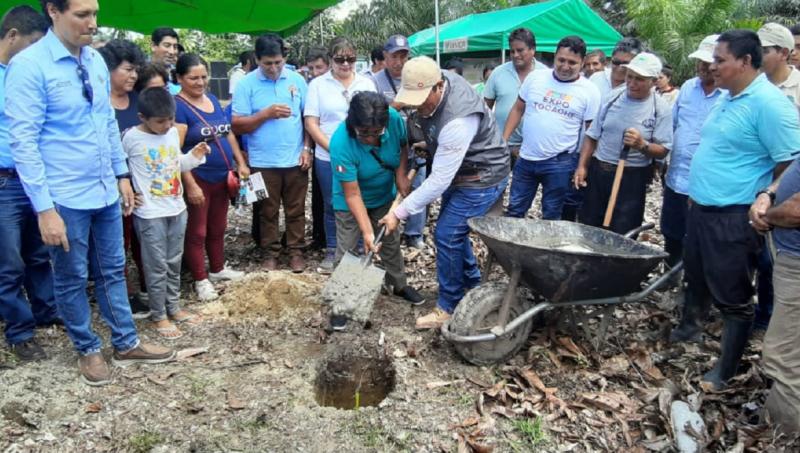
[208,266,245,282]
[194,279,219,301]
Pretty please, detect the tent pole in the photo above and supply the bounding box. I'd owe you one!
[434,0,440,65]
[501,34,505,64]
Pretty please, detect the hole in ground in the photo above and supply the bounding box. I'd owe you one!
[314,343,396,410]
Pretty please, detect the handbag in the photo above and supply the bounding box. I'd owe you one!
[176,95,240,199]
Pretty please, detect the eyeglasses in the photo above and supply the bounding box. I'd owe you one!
[355,127,385,138]
[611,58,631,66]
[333,56,357,65]
[76,62,94,104]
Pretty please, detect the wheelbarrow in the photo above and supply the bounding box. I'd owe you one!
[441,217,683,366]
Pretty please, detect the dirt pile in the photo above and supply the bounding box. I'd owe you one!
[200,271,322,321]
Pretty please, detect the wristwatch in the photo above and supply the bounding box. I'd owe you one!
[756,188,776,203]
[640,140,651,154]
[116,173,131,180]
[302,145,313,155]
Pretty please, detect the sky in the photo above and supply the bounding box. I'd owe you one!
[331,0,371,20]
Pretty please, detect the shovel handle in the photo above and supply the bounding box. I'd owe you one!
[603,145,630,228]
[364,167,418,263]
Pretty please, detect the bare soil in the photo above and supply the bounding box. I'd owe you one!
[1,183,798,452]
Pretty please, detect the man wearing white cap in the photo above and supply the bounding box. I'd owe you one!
[670,30,800,391]
[379,56,510,330]
[661,35,725,278]
[573,52,672,234]
[759,22,800,109]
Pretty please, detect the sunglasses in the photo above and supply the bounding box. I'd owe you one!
[333,56,357,65]
[355,127,385,138]
[611,58,631,66]
[76,62,94,104]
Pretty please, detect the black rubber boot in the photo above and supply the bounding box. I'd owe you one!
[702,316,752,390]
[669,288,710,343]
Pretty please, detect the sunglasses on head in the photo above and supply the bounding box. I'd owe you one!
[355,127,385,138]
[333,56,357,65]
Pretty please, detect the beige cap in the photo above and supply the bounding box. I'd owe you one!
[622,52,662,78]
[688,34,719,63]
[395,56,442,106]
[758,22,794,50]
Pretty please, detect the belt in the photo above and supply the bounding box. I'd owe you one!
[689,199,750,213]
[0,168,17,177]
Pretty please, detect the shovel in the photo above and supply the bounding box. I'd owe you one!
[322,168,417,324]
[602,142,631,228]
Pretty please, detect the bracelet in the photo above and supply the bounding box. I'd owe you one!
[756,189,776,203]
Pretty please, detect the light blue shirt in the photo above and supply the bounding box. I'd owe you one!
[231,67,307,168]
[167,81,181,95]
[665,77,724,195]
[689,74,800,206]
[5,30,127,212]
[483,60,548,146]
[0,63,10,168]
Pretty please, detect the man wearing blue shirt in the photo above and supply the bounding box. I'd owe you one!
[670,30,800,391]
[0,5,56,363]
[6,0,174,386]
[150,27,181,95]
[231,34,312,273]
[749,157,800,435]
[661,35,724,271]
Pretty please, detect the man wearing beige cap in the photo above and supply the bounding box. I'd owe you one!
[661,35,725,280]
[379,56,510,330]
[573,52,672,234]
[758,22,800,109]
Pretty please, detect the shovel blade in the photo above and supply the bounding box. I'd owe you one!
[322,251,386,323]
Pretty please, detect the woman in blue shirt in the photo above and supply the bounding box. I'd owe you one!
[328,92,423,330]
[174,54,250,302]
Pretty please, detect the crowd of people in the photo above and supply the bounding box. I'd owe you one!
[0,0,798,436]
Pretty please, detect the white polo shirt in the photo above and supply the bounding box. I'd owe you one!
[304,70,377,161]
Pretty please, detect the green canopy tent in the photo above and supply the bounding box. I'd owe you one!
[409,0,622,59]
[0,0,341,35]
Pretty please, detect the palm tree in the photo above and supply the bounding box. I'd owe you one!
[621,0,739,83]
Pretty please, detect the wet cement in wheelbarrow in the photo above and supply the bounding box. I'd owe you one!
[314,343,396,410]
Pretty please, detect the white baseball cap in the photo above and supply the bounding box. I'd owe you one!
[758,23,794,50]
[622,52,663,78]
[688,34,719,63]
[395,56,442,106]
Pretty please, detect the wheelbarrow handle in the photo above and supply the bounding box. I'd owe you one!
[623,222,655,239]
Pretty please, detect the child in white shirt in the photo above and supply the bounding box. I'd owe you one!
[122,87,210,339]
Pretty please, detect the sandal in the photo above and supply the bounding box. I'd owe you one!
[152,322,183,340]
[170,311,203,326]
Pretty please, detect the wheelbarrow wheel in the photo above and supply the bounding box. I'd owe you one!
[449,282,533,366]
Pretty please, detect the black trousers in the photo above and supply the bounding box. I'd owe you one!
[661,185,690,267]
[683,203,760,320]
[579,157,650,235]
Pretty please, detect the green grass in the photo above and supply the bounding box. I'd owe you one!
[128,431,164,453]
[508,417,548,451]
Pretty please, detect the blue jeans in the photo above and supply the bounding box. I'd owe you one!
[314,159,336,250]
[51,203,139,355]
[0,175,58,345]
[506,153,573,220]
[404,163,428,239]
[435,179,508,313]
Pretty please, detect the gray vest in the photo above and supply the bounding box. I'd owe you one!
[420,71,510,188]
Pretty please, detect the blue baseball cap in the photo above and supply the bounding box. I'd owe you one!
[384,35,410,54]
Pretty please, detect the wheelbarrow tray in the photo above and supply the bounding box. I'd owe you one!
[469,217,667,303]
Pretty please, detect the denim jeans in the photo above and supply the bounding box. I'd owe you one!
[0,175,58,345]
[51,203,139,355]
[134,211,188,322]
[403,162,427,240]
[435,178,508,313]
[506,153,573,220]
[314,159,337,250]
[561,152,583,221]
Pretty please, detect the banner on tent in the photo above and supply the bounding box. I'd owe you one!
[442,38,468,53]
